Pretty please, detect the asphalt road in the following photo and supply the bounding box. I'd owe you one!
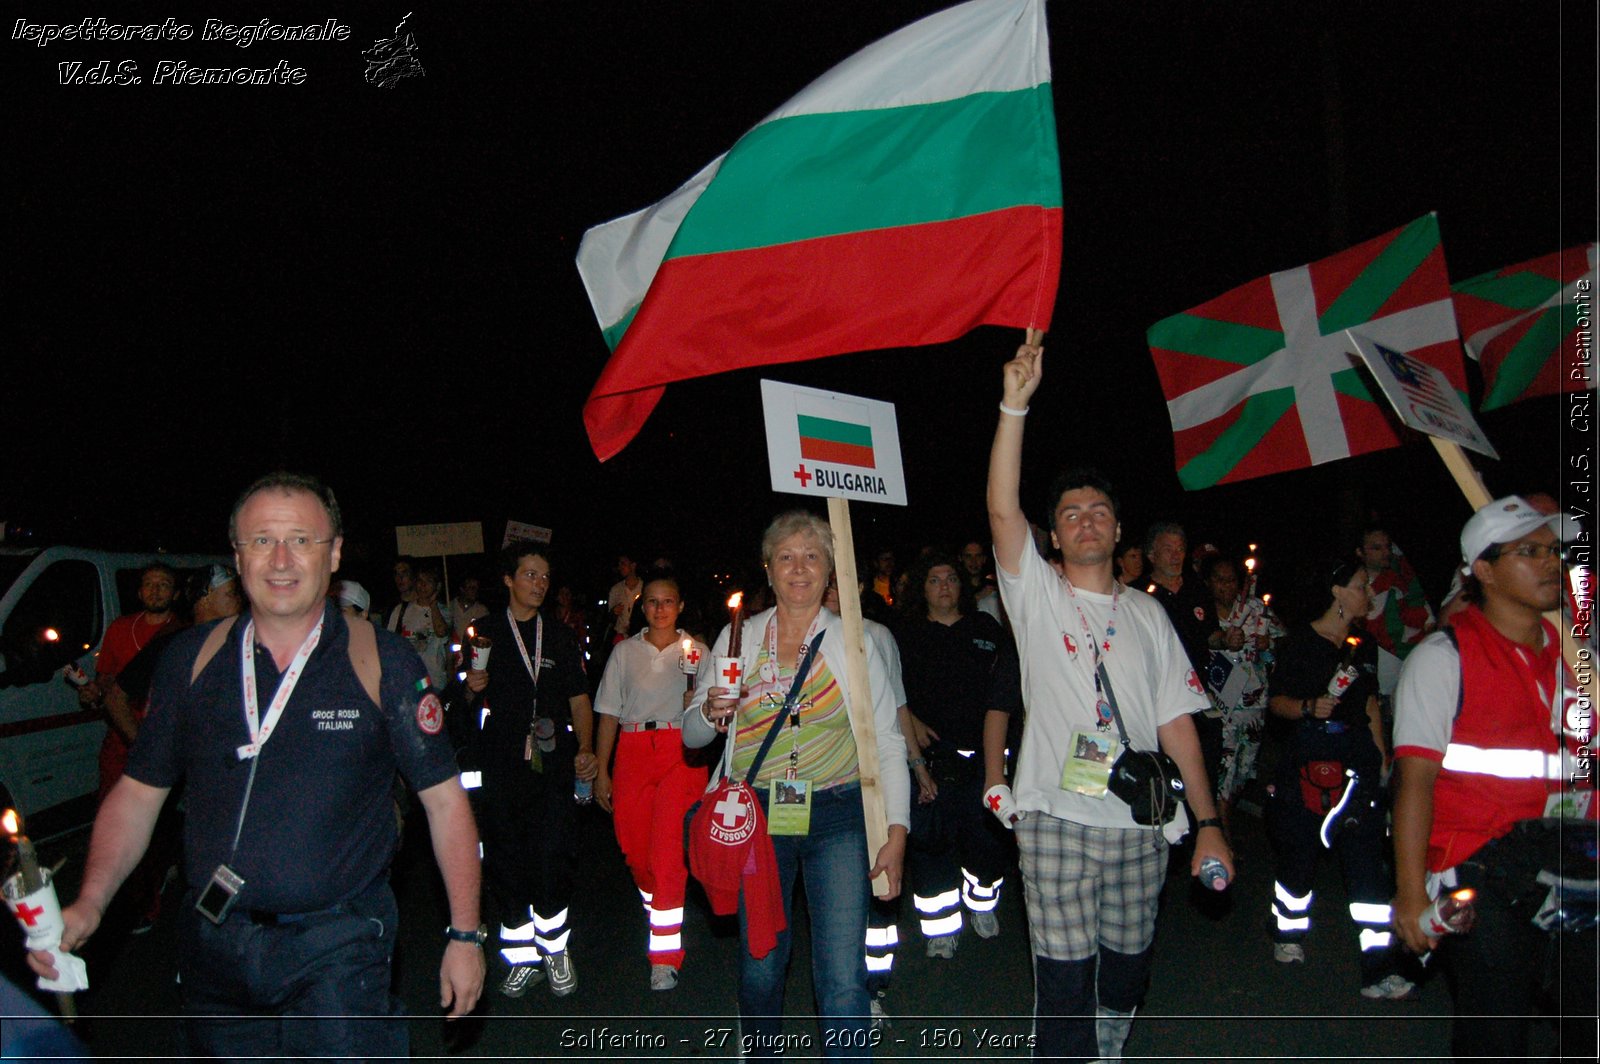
[1,796,1573,1061]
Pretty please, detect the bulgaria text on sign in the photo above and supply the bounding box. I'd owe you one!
[502,520,553,547]
[760,380,907,506]
[396,522,485,558]
[1346,330,1499,459]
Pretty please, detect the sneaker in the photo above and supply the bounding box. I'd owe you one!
[971,910,1000,939]
[546,951,577,997]
[498,963,545,997]
[1273,942,1306,964]
[869,995,891,1031]
[649,964,679,992]
[925,934,958,959]
[1360,974,1416,1000]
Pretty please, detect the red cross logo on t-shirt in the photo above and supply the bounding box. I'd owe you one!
[13,901,45,927]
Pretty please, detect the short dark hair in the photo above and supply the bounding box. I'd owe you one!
[141,561,177,582]
[1197,553,1239,584]
[899,551,974,619]
[500,540,551,577]
[229,472,342,543]
[1043,467,1120,528]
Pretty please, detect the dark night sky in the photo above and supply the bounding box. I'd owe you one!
[6,1,1595,604]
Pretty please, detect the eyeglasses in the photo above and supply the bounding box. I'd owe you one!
[1487,542,1565,562]
[234,536,334,557]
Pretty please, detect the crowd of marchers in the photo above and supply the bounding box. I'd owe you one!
[23,346,1595,1062]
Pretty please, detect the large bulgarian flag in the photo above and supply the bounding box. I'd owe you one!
[1147,214,1466,490]
[1451,242,1598,411]
[576,0,1061,461]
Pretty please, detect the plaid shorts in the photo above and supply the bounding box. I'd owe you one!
[1015,814,1168,960]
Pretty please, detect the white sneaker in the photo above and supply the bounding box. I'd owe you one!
[1360,974,1416,1000]
[546,951,577,997]
[650,964,679,992]
[498,963,545,997]
[925,934,958,959]
[869,995,891,1031]
[971,910,1000,939]
[1273,942,1306,964]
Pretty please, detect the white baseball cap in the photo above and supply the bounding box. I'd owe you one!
[1460,495,1579,567]
[333,580,370,612]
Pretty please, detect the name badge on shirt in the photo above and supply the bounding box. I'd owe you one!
[1060,730,1115,798]
[767,778,813,835]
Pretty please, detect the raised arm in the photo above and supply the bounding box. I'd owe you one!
[987,343,1045,576]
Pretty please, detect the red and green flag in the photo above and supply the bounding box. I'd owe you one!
[1147,214,1466,490]
[1451,243,1598,411]
[576,0,1062,461]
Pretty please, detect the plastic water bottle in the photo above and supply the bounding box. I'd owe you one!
[573,776,593,805]
[1199,857,1229,891]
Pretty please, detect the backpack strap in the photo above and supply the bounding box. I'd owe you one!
[345,615,382,707]
[1441,625,1464,720]
[190,616,238,686]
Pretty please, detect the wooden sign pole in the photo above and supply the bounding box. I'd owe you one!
[1430,437,1596,710]
[826,495,892,898]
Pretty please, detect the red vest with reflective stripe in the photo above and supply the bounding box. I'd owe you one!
[1429,607,1567,871]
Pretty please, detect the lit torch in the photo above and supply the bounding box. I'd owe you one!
[714,592,745,702]
[680,637,700,691]
[2,808,77,1019]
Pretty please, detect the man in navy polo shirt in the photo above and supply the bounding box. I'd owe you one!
[30,472,485,1057]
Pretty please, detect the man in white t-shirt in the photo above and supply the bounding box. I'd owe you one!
[986,341,1231,1061]
[606,554,643,641]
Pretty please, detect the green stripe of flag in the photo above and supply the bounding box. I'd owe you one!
[797,414,873,448]
[601,304,639,352]
[1146,313,1285,366]
[1331,366,1375,402]
[1177,387,1297,490]
[1452,268,1566,310]
[1481,303,1577,410]
[1319,214,1440,334]
[667,86,1060,259]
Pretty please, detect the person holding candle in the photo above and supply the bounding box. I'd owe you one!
[1196,555,1282,836]
[1265,557,1409,1000]
[592,569,710,992]
[685,511,910,1057]
[28,472,485,1056]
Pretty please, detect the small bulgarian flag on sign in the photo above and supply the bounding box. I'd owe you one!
[798,414,875,469]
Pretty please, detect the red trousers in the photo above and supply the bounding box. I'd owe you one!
[612,729,708,969]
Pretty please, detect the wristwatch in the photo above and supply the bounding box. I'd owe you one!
[444,924,488,946]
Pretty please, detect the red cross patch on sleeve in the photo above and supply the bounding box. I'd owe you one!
[416,691,444,735]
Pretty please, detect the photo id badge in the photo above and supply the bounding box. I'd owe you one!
[767,778,812,835]
[1545,789,1591,820]
[195,864,245,924]
[1060,730,1115,798]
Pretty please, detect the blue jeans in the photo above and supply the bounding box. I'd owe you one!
[739,783,872,1058]
[176,880,407,1060]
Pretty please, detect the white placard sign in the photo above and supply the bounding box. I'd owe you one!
[1346,330,1499,460]
[760,380,907,506]
[502,520,553,547]
[395,521,485,558]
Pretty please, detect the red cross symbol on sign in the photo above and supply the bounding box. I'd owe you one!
[986,792,1003,812]
[13,901,45,927]
[721,660,742,686]
[792,464,813,488]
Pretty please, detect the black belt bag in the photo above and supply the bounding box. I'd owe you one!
[1098,662,1185,826]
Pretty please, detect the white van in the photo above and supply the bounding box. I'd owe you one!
[0,545,227,838]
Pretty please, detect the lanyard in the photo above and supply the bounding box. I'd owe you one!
[237,616,325,761]
[766,614,821,780]
[507,607,544,689]
[1062,579,1119,729]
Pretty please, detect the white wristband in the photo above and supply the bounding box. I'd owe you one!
[999,402,1029,417]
